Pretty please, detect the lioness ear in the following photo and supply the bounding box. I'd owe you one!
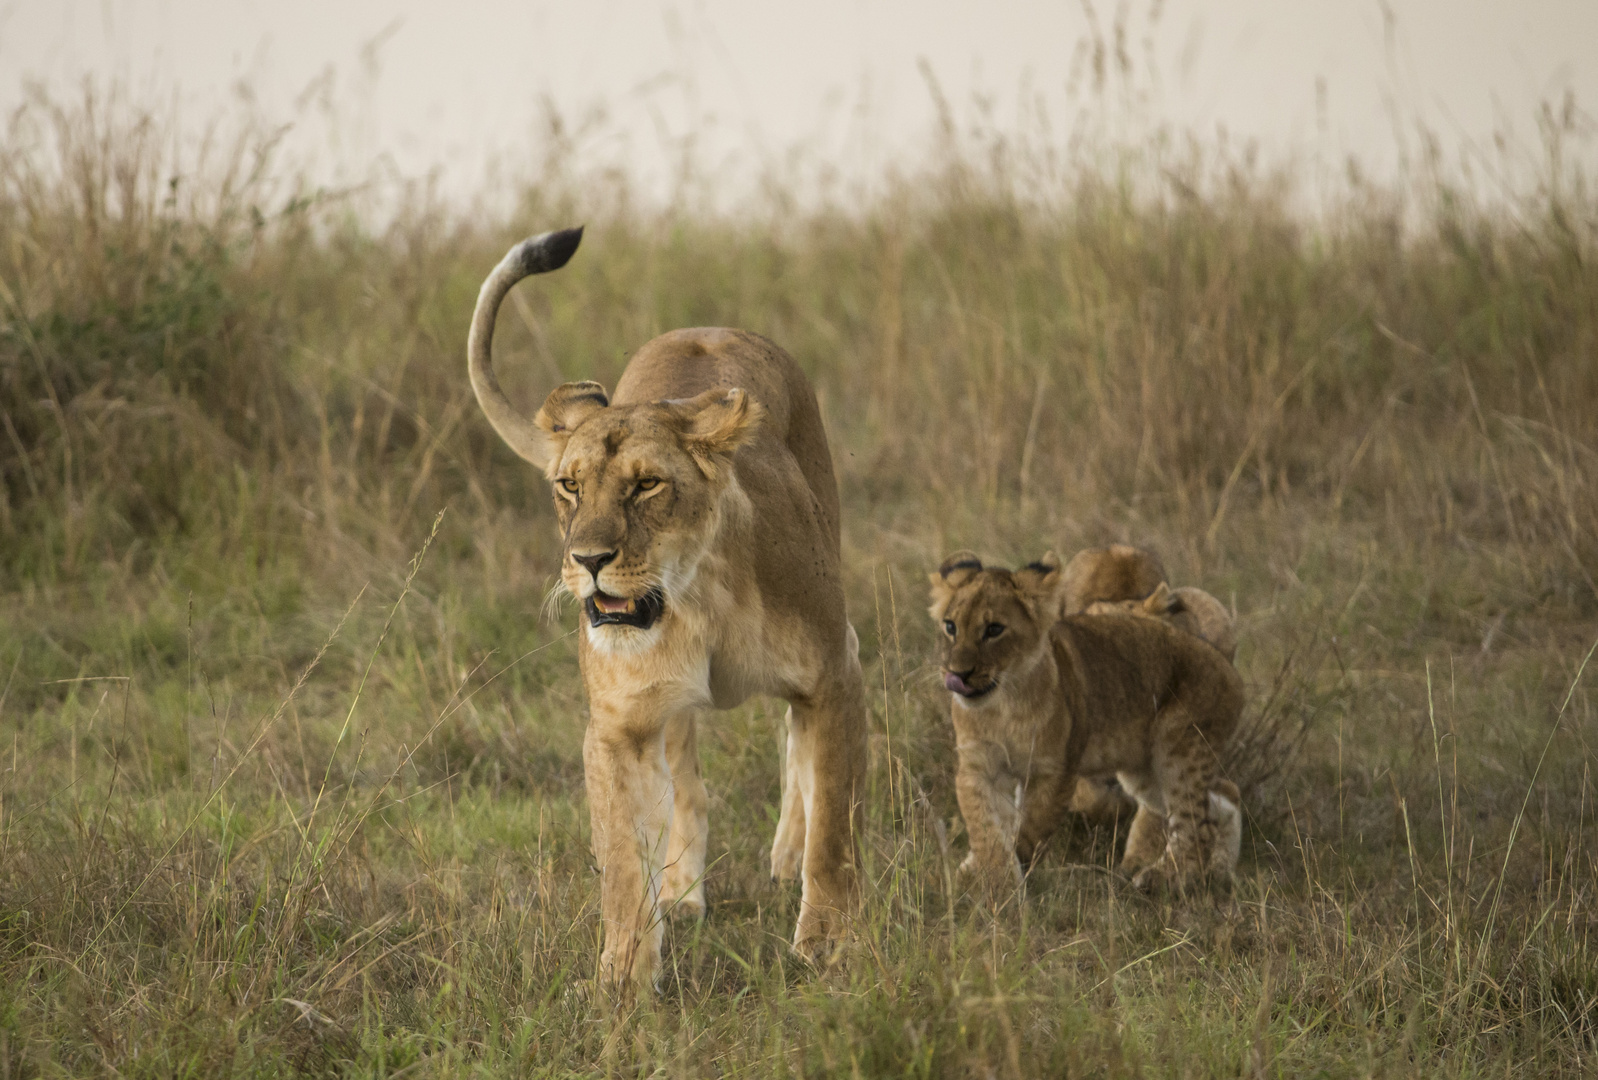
[679,387,765,477]
[1015,551,1063,615]
[531,381,610,474]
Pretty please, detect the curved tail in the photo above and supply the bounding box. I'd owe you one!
[466,227,583,465]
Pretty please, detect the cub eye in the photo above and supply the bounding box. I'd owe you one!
[557,478,579,496]
[943,620,957,637]
[983,623,1006,640]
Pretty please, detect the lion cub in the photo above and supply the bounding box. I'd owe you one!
[929,551,1244,892]
[1086,582,1237,662]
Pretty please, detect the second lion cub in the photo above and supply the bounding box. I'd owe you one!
[929,551,1244,892]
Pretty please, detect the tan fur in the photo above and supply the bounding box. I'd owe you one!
[1059,544,1167,614]
[928,553,1244,894]
[1086,582,1238,661]
[468,231,868,994]
[1059,544,1167,828]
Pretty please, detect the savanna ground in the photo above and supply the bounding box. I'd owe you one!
[1,86,1597,1077]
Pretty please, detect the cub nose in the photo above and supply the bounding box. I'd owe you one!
[572,550,618,582]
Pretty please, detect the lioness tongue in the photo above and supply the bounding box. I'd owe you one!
[595,595,633,614]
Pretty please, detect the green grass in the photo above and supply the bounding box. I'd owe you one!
[1,86,1596,1076]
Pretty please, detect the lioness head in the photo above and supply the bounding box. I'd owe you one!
[533,383,764,640]
[464,230,767,645]
[927,552,1061,706]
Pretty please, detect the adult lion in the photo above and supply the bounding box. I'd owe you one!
[467,228,868,992]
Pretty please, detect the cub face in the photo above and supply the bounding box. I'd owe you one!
[927,551,1061,707]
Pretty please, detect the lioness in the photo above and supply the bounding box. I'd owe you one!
[1085,582,1237,662]
[928,552,1244,891]
[468,228,868,992]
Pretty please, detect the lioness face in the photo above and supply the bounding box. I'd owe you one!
[927,552,1060,708]
[536,383,763,646]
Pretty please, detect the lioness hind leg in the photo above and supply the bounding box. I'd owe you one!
[661,710,709,919]
[787,658,868,957]
[770,705,806,882]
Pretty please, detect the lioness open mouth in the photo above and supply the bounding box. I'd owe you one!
[585,588,665,630]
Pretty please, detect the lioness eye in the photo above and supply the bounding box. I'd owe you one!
[634,477,660,493]
[983,623,1005,640]
[943,620,957,637]
[557,478,578,495]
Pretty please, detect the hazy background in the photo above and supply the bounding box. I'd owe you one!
[5,0,1596,210]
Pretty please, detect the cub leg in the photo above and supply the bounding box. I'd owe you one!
[787,654,868,957]
[770,705,806,882]
[1014,767,1072,869]
[1119,773,1241,878]
[583,713,674,994]
[1114,770,1168,873]
[955,754,1024,885]
[1133,719,1219,894]
[1208,779,1243,879]
[661,710,709,918]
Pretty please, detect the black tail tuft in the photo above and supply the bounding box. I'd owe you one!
[514,226,584,275]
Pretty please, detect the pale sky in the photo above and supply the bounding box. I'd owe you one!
[2,0,1594,210]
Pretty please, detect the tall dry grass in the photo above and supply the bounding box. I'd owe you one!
[0,85,1595,1075]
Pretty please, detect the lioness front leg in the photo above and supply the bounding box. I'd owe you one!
[583,716,674,994]
[787,675,867,956]
[661,710,708,919]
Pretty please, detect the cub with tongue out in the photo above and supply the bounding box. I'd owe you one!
[928,551,1245,895]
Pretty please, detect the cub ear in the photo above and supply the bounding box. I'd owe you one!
[928,551,982,616]
[1138,581,1175,615]
[531,381,610,474]
[937,551,983,585]
[1015,551,1063,615]
[678,387,765,477]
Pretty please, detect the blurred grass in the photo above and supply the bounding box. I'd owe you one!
[0,84,1596,1076]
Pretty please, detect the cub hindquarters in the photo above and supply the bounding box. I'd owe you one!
[1059,544,1168,824]
[930,551,1245,895]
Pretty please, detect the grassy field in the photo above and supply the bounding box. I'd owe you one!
[1,89,1597,1076]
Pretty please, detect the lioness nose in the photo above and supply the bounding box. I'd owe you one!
[572,550,617,581]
